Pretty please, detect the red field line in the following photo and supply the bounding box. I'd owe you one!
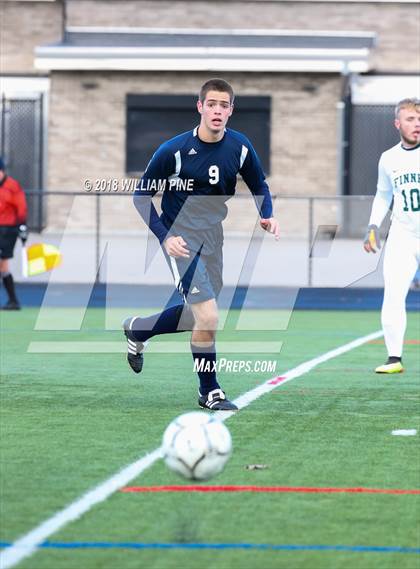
[120,485,420,495]
[267,376,287,385]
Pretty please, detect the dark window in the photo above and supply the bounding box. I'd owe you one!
[348,104,398,196]
[126,94,271,174]
[341,104,397,237]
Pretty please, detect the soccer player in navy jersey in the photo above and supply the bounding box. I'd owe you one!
[123,78,279,410]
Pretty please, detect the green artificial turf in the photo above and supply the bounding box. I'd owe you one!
[0,308,419,569]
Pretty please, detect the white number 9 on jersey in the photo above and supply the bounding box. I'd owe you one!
[208,165,220,185]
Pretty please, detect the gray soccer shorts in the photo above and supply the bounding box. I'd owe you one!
[163,244,223,304]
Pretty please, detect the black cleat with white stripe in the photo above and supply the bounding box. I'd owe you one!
[122,317,146,374]
[198,388,238,411]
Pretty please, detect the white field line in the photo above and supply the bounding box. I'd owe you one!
[216,329,384,421]
[0,329,382,569]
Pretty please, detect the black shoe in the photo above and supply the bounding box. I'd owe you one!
[198,388,238,411]
[122,317,147,374]
[1,301,21,311]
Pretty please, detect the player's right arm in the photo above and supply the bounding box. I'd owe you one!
[133,145,174,244]
[363,155,393,253]
[133,145,189,258]
[163,235,190,258]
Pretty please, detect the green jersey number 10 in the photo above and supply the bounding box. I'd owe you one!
[402,188,420,212]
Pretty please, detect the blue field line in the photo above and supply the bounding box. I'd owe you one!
[1,542,419,554]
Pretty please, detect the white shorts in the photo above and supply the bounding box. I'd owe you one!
[383,225,420,285]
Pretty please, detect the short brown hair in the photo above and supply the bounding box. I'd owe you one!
[395,97,420,119]
[199,78,234,104]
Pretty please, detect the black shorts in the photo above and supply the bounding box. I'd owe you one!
[163,227,223,304]
[0,226,19,259]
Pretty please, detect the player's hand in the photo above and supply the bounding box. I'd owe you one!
[260,217,280,240]
[18,224,28,244]
[363,224,381,253]
[164,236,190,258]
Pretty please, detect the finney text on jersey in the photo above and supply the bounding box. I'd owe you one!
[393,172,420,189]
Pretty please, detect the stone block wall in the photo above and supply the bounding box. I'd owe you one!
[46,70,341,233]
[2,0,417,236]
[0,0,62,73]
[66,0,420,72]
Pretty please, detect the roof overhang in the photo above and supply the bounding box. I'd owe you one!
[35,28,376,74]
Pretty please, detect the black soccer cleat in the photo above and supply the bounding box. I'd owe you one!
[198,388,238,411]
[122,317,147,374]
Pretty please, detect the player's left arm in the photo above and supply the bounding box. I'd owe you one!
[133,145,174,244]
[240,143,279,240]
[259,216,280,239]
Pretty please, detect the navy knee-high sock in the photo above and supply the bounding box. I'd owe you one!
[130,304,194,343]
[191,342,220,396]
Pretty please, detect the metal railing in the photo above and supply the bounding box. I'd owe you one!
[23,190,379,287]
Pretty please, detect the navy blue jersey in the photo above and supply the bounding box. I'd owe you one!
[134,127,273,243]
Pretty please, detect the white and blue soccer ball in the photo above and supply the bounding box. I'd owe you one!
[162,411,232,481]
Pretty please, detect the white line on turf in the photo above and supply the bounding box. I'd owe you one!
[0,329,382,569]
[0,450,162,569]
[215,329,384,421]
[391,429,417,436]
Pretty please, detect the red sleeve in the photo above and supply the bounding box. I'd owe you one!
[12,180,27,224]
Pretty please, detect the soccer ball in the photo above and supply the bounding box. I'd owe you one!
[162,411,232,480]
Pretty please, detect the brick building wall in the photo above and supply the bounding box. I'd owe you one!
[2,1,418,75]
[66,0,420,72]
[46,70,341,232]
[0,0,62,73]
[1,1,418,235]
